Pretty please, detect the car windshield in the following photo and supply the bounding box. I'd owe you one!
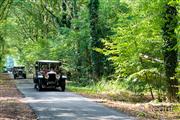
[14,67,25,70]
[38,62,59,72]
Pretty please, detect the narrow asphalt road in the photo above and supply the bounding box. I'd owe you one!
[16,79,135,120]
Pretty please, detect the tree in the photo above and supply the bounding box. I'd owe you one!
[0,0,13,69]
[89,0,103,79]
[162,2,179,101]
[0,34,5,68]
[61,0,71,28]
[0,0,179,102]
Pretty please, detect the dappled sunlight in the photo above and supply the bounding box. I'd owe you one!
[87,116,132,120]
[0,73,37,119]
[1,0,179,119]
[21,96,90,103]
[55,113,76,117]
[16,81,135,120]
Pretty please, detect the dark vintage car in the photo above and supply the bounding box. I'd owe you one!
[13,66,26,79]
[33,60,67,91]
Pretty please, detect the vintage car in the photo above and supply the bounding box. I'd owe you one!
[33,60,67,91]
[13,66,26,79]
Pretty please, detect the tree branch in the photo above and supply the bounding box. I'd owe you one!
[139,53,163,63]
[43,4,62,28]
[13,12,35,42]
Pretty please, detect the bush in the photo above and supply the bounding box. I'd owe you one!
[126,68,167,100]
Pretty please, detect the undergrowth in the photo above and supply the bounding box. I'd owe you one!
[67,79,152,103]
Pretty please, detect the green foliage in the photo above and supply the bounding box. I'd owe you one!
[69,77,126,94]
[68,79,151,102]
[173,104,180,112]
[0,0,179,101]
[126,68,166,93]
[137,112,146,117]
[98,0,165,78]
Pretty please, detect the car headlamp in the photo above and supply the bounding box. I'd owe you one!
[56,74,60,79]
[62,75,67,79]
[45,74,49,79]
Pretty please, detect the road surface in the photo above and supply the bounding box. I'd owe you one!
[16,79,135,120]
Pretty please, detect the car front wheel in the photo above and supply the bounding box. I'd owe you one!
[37,79,42,91]
[61,81,66,92]
[23,74,26,79]
[14,74,17,79]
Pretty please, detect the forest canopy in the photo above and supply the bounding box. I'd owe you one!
[0,0,179,101]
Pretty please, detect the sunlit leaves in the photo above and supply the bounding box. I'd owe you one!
[99,0,167,78]
[127,68,166,93]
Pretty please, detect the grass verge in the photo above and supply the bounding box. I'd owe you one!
[67,80,180,120]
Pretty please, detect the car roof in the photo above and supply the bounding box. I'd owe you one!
[13,66,25,68]
[14,65,25,67]
[36,60,60,63]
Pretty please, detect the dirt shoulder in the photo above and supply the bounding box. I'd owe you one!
[0,73,37,120]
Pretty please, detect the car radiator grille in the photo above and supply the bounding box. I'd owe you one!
[48,74,56,82]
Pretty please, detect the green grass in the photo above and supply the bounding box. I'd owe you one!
[67,80,149,102]
[68,85,97,94]
[67,80,126,94]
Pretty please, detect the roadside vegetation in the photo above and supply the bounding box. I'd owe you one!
[67,81,180,119]
[0,0,179,119]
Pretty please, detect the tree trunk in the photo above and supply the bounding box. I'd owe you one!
[150,87,154,100]
[89,0,103,80]
[61,0,71,28]
[0,34,5,69]
[72,0,81,77]
[162,4,179,101]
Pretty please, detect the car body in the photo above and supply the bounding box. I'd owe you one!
[33,60,67,91]
[13,66,26,79]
